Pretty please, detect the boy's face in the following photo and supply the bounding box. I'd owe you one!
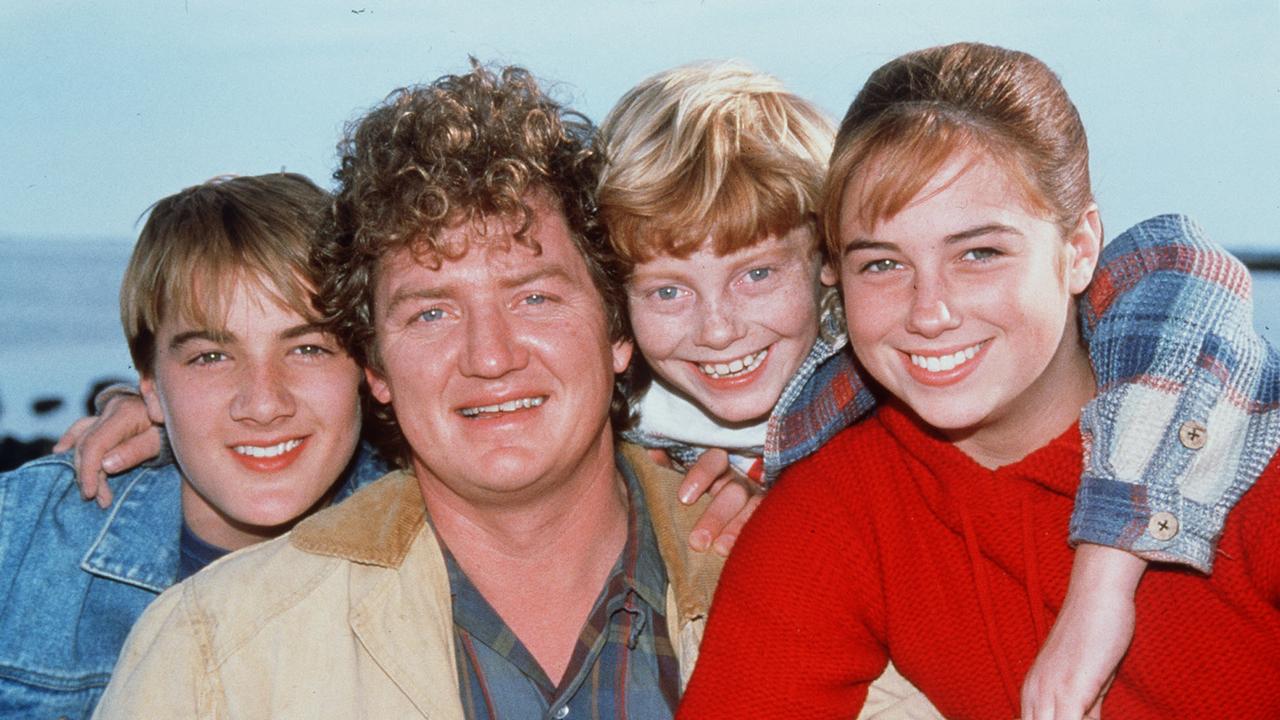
[626,227,835,424]
[140,275,364,550]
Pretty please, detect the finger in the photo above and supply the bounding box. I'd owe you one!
[74,398,157,494]
[54,416,97,453]
[101,427,164,476]
[711,494,762,557]
[679,449,729,504]
[1083,673,1114,720]
[690,481,750,553]
[96,479,115,509]
[1020,668,1057,720]
[73,419,110,501]
[647,447,673,468]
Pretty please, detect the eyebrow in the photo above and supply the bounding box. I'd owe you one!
[168,329,233,351]
[167,322,326,351]
[842,223,1023,257]
[279,322,329,340]
[500,265,575,290]
[384,265,578,313]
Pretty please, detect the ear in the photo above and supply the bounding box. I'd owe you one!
[139,376,167,426]
[365,366,393,405]
[820,261,838,287]
[1065,205,1103,295]
[611,338,634,375]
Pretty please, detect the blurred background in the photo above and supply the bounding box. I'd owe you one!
[2,0,1277,466]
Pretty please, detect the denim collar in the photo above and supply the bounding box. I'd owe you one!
[79,464,184,594]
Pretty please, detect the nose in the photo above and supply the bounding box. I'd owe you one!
[905,272,961,338]
[230,359,296,425]
[459,305,529,378]
[693,295,747,351]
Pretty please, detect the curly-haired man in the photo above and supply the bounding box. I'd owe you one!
[94,63,718,720]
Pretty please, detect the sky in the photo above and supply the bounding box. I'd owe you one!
[2,0,1277,251]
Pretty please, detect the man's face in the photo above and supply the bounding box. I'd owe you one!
[367,196,633,504]
[141,276,364,550]
[625,227,835,424]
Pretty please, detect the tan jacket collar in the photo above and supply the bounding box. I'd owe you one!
[290,469,426,566]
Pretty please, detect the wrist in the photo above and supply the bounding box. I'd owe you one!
[1072,543,1148,599]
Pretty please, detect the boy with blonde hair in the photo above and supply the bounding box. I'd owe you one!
[600,61,841,492]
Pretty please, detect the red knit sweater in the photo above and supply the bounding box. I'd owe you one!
[680,404,1280,719]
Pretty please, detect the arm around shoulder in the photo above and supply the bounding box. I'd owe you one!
[1075,213,1280,571]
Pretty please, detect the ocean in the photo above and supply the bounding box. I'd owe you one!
[2,237,1279,440]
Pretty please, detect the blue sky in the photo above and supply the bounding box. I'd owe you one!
[2,0,1277,250]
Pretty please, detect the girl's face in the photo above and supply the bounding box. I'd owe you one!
[838,149,1101,464]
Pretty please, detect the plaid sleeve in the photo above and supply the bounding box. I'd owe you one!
[764,289,877,486]
[1072,214,1280,571]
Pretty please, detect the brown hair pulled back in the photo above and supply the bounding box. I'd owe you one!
[821,42,1093,258]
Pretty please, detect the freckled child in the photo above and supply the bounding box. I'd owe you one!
[598,61,841,485]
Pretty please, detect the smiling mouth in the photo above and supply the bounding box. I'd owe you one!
[233,438,303,458]
[909,342,985,373]
[697,349,769,379]
[459,395,547,418]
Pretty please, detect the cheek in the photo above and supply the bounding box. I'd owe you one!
[154,374,218,433]
[628,309,683,361]
[842,278,893,345]
[1004,280,1072,356]
[311,366,364,420]
[761,285,821,341]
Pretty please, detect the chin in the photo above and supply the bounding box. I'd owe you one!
[708,402,773,425]
[906,399,992,434]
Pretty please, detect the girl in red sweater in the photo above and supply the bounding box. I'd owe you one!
[680,42,1280,719]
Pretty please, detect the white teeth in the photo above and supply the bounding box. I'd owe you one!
[699,349,768,379]
[910,342,985,373]
[459,396,546,417]
[234,438,302,458]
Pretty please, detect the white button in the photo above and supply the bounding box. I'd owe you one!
[1148,511,1179,541]
[1178,420,1208,450]
[553,706,569,719]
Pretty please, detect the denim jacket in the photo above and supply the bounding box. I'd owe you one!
[0,443,387,720]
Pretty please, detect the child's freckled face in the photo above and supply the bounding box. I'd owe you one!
[626,227,834,424]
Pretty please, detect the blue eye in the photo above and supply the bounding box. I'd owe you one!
[293,344,331,357]
[654,286,680,301]
[861,259,900,274]
[747,267,771,282]
[962,247,1001,262]
[416,308,446,322]
[190,351,228,366]
[524,293,547,305]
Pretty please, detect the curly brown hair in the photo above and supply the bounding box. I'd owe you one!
[313,61,632,464]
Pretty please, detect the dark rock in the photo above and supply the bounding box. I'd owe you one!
[32,396,65,415]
